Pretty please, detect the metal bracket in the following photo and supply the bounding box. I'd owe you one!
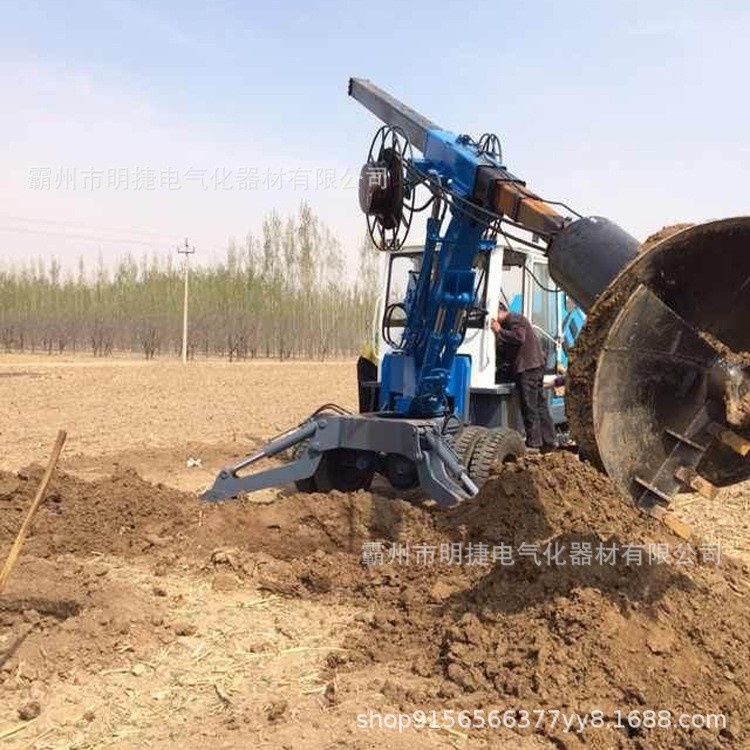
[200,413,476,506]
[201,420,319,501]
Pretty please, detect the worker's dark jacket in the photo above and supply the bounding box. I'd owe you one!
[495,313,546,374]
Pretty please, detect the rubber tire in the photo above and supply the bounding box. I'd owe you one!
[451,425,488,467]
[325,449,376,492]
[294,476,317,493]
[383,453,419,490]
[468,428,526,487]
[296,449,375,493]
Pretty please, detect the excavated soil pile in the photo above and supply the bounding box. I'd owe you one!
[331,454,750,749]
[0,466,198,558]
[0,465,392,563]
[0,466,389,707]
[2,454,750,747]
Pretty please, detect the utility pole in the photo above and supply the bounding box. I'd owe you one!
[177,238,195,364]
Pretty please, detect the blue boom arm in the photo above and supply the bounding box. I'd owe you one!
[350,79,566,419]
[396,208,488,417]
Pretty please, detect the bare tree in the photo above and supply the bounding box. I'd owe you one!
[0,204,378,361]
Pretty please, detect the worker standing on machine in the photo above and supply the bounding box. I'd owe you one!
[491,303,557,452]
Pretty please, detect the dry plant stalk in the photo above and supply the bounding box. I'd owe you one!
[0,430,67,593]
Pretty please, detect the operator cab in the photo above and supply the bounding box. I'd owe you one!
[362,240,584,432]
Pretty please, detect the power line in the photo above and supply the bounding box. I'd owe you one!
[0,223,229,259]
[0,224,170,247]
[0,212,180,241]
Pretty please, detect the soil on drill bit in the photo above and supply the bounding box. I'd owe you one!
[567,222,712,467]
[726,379,750,430]
[696,333,750,428]
[638,223,694,253]
[697,331,750,370]
[3,453,750,748]
[566,275,642,468]
[568,220,750,472]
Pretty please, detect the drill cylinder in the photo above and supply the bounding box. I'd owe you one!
[547,216,640,312]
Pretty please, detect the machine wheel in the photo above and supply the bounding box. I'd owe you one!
[384,453,419,489]
[329,449,376,492]
[451,425,487,467]
[294,478,318,493]
[468,428,526,487]
[297,449,376,493]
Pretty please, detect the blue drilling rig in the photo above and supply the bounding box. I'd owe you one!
[203,79,750,520]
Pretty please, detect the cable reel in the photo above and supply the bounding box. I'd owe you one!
[358,125,415,251]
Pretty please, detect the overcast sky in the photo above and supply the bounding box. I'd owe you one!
[1,0,748,274]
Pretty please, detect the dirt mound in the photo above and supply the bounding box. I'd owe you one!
[0,466,414,562]
[336,454,750,748]
[2,453,750,747]
[0,466,439,720]
[0,466,198,558]
[443,451,666,545]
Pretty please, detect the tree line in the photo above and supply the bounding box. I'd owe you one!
[0,203,381,360]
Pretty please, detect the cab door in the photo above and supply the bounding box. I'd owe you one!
[528,259,560,373]
[527,259,567,419]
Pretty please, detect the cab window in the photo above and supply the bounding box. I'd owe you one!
[530,262,558,336]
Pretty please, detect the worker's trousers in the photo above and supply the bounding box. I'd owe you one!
[515,366,557,449]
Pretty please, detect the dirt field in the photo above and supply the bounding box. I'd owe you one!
[1,356,749,750]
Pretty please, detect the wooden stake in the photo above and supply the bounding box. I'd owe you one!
[646,505,693,540]
[674,465,719,500]
[707,422,750,457]
[0,430,67,594]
